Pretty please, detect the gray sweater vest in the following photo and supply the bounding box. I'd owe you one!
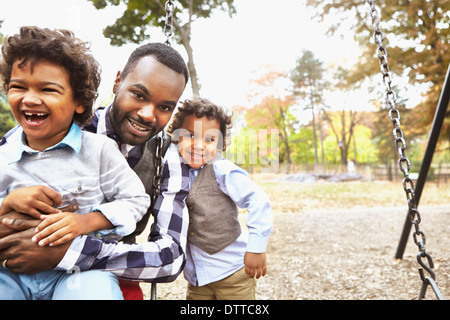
[122,133,171,244]
[186,164,241,255]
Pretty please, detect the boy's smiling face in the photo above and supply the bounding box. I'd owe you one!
[8,58,84,151]
[177,114,221,169]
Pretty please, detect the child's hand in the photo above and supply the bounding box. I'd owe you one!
[0,186,62,218]
[32,211,85,246]
[32,210,113,246]
[244,252,267,279]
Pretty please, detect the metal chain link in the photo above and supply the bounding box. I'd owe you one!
[150,1,174,300]
[164,0,174,45]
[152,135,163,208]
[150,134,163,300]
[366,0,444,300]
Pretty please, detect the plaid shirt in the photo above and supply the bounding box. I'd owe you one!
[54,111,190,282]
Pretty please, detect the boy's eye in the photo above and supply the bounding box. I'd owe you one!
[182,132,194,139]
[43,88,58,92]
[9,84,24,90]
[204,136,215,142]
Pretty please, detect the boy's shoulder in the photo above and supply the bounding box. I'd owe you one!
[81,130,115,145]
[212,158,248,177]
[79,130,120,156]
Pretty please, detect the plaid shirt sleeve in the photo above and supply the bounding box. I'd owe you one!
[55,144,191,283]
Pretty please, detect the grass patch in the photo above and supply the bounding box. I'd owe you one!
[252,175,450,213]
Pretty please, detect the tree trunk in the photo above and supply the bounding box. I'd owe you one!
[180,35,200,96]
[318,110,325,164]
[311,106,318,165]
[171,0,200,96]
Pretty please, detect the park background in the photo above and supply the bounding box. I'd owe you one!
[1,0,449,300]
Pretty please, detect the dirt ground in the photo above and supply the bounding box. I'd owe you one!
[140,179,450,300]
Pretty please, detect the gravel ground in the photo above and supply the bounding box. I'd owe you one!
[141,204,450,300]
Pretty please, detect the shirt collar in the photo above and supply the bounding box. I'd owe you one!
[7,122,82,164]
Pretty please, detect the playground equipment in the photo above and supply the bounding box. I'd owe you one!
[367,0,448,300]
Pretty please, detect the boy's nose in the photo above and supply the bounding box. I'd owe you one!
[193,137,204,150]
[22,91,42,106]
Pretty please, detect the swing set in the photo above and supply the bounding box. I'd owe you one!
[148,0,448,300]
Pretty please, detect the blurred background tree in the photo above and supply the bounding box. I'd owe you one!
[306,0,449,143]
[0,20,16,138]
[87,0,237,97]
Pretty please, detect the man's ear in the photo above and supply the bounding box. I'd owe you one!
[112,71,121,94]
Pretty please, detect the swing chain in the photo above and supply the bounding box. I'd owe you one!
[366,0,443,300]
[164,0,175,45]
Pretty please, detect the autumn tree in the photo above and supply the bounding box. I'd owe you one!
[306,0,449,142]
[245,95,296,170]
[290,50,328,165]
[243,67,297,172]
[87,0,237,96]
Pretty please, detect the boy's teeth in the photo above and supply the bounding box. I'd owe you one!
[24,112,48,123]
[25,112,46,116]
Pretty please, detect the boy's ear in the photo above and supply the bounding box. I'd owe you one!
[75,105,85,114]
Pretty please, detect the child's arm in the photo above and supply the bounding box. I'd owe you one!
[214,160,273,278]
[32,211,114,246]
[0,186,62,218]
[244,252,267,279]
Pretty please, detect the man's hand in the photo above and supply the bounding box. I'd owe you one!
[0,228,70,274]
[0,205,78,274]
[0,211,38,238]
[0,205,78,238]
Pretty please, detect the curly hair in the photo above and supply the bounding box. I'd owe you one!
[167,97,233,151]
[0,26,101,125]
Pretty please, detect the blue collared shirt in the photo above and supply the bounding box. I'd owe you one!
[4,122,81,165]
[183,158,273,286]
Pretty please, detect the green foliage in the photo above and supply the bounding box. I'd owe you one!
[306,0,450,138]
[0,93,16,138]
[88,0,237,46]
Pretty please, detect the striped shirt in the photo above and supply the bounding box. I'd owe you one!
[1,114,189,282]
[55,143,190,282]
[0,123,150,239]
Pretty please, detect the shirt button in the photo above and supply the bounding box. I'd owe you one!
[190,231,195,237]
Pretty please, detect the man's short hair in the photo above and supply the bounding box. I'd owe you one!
[121,42,189,86]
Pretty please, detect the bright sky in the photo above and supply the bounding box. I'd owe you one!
[1,0,371,111]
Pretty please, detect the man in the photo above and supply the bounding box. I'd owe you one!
[0,42,190,298]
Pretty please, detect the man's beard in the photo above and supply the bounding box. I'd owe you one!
[109,100,157,146]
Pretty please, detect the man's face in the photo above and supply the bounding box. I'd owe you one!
[110,55,186,146]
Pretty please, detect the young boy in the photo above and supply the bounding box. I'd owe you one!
[0,26,150,299]
[159,97,273,299]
